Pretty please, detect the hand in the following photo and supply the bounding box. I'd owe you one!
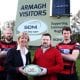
[18,66,27,76]
[38,67,47,76]
[0,51,7,57]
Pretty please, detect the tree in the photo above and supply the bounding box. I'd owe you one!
[71,10,80,43]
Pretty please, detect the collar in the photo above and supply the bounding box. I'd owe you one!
[63,40,71,44]
[17,45,28,55]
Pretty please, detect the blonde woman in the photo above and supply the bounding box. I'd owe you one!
[5,32,31,80]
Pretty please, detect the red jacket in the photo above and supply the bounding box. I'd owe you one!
[33,47,63,80]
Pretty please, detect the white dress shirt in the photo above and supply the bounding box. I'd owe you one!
[17,45,28,66]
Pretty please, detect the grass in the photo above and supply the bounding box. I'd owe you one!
[76,59,80,80]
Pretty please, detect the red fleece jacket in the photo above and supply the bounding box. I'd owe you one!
[33,47,63,80]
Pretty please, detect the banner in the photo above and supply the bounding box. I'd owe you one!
[14,0,70,46]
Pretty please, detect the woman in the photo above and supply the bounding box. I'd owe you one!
[5,32,31,80]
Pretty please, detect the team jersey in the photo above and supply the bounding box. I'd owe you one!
[0,41,17,71]
[0,41,17,51]
[56,41,79,75]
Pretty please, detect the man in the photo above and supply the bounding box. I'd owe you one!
[56,27,80,80]
[0,28,17,80]
[33,33,63,80]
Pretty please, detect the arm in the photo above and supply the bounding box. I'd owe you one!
[0,50,7,58]
[5,49,19,74]
[0,43,7,58]
[47,49,64,74]
[5,49,27,76]
[61,49,79,61]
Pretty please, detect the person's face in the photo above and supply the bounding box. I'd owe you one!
[62,30,72,40]
[41,36,51,48]
[4,30,13,41]
[18,36,29,47]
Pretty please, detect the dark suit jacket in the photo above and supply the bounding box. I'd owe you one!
[5,48,31,80]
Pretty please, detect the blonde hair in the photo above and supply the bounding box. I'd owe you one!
[17,32,30,48]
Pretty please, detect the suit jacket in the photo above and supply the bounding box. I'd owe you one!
[5,48,31,80]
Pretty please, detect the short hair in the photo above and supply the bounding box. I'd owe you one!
[62,26,72,34]
[3,27,13,34]
[42,33,51,40]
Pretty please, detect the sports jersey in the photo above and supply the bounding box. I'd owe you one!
[0,40,17,71]
[56,41,79,75]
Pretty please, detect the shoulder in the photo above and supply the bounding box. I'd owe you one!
[0,41,7,49]
[50,47,61,56]
[7,48,17,55]
[56,42,64,50]
[56,42,64,47]
[70,41,76,44]
[49,47,60,53]
[9,48,16,51]
[0,41,6,44]
[69,41,80,49]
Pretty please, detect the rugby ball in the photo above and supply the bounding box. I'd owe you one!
[24,64,41,76]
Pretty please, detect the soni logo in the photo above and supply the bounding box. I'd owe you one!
[17,20,47,35]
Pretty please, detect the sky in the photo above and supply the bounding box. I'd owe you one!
[0,0,18,27]
[70,0,80,15]
[0,0,80,27]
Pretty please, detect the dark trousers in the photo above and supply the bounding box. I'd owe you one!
[0,71,6,80]
[57,73,78,80]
